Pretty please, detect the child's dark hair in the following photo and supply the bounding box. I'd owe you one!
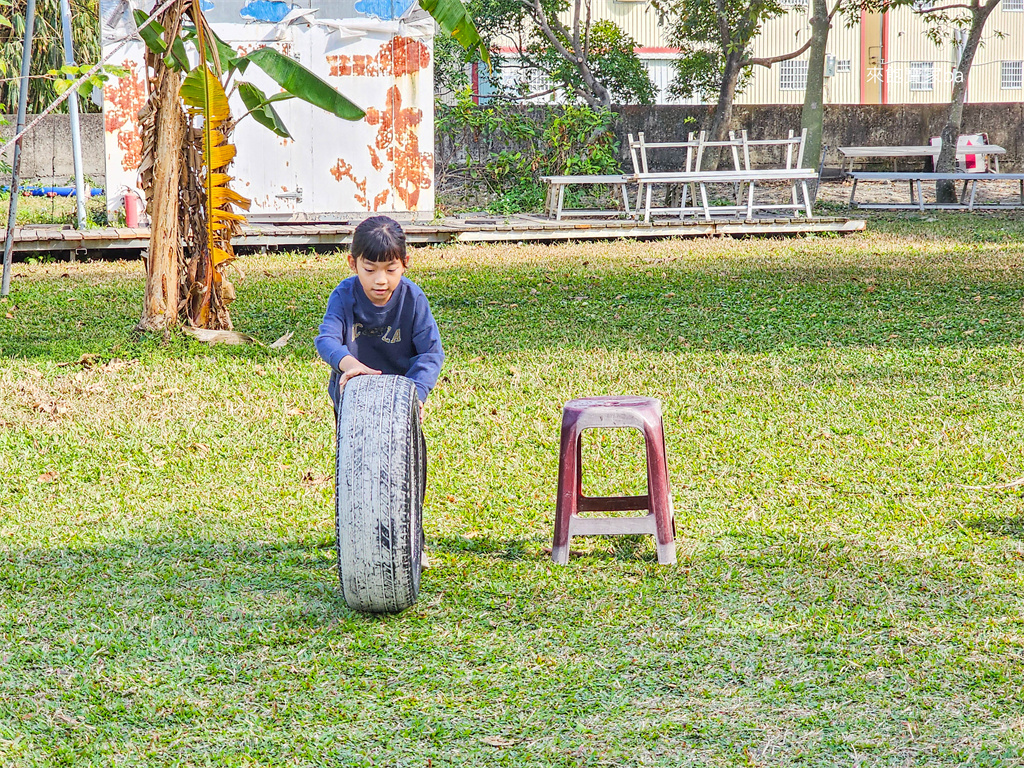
[351,215,408,266]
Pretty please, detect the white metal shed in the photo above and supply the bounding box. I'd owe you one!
[100,0,436,221]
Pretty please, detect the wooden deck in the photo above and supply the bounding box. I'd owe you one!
[1,214,865,254]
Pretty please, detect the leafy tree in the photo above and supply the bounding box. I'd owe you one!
[530,19,655,105]
[0,0,100,113]
[846,0,1001,199]
[907,0,1002,201]
[435,27,475,100]
[439,0,655,107]
[663,0,817,168]
[135,0,486,331]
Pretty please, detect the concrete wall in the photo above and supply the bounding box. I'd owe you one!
[441,103,1024,172]
[1,114,106,186]
[614,103,1024,169]
[3,103,1021,192]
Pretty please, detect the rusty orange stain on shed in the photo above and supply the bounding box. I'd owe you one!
[327,37,430,78]
[330,86,433,211]
[365,86,433,209]
[331,158,370,210]
[104,62,147,172]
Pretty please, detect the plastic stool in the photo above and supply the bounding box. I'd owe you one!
[551,396,676,565]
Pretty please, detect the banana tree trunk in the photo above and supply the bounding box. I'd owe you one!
[137,2,187,332]
[138,81,185,332]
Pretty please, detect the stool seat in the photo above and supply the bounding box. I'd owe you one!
[552,395,676,565]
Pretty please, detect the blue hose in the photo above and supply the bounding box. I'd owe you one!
[1,186,104,196]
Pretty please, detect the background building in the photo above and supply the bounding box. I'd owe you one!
[489,0,1024,105]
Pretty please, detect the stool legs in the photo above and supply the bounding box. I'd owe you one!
[643,418,676,565]
[552,417,676,566]
[551,421,581,566]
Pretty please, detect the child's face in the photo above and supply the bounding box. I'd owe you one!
[349,255,406,306]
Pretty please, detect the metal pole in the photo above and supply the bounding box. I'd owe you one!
[61,0,87,228]
[2,0,37,297]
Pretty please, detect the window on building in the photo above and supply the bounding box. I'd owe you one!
[780,60,809,90]
[912,0,934,10]
[836,59,852,73]
[1003,61,1024,89]
[1004,0,1023,11]
[909,61,934,91]
[498,60,557,101]
[779,0,809,6]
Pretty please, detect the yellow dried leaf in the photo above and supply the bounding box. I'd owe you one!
[206,143,236,169]
[210,186,252,210]
[210,246,234,266]
[212,208,247,223]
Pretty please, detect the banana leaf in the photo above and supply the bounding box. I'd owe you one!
[240,47,365,121]
[419,0,490,67]
[132,10,167,53]
[133,9,191,70]
[238,82,293,138]
[179,65,251,272]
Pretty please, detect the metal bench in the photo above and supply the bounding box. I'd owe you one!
[847,172,1024,211]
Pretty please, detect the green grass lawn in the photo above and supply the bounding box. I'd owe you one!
[2,214,1024,767]
[0,194,110,228]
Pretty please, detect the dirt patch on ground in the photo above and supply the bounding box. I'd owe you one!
[815,177,1023,208]
[439,176,1023,217]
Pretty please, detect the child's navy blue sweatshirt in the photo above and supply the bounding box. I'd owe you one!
[315,276,444,410]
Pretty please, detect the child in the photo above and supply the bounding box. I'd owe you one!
[315,215,444,418]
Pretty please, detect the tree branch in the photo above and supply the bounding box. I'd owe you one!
[529,0,576,67]
[526,0,609,106]
[572,0,582,56]
[917,3,972,13]
[747,33,814,68]
[714,0,732,51]
[583,0,592,64]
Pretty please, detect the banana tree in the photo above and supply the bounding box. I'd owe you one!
[134,0,486,332]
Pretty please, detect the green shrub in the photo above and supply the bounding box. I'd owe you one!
[437,91,621,214]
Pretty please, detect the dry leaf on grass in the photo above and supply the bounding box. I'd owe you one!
[32,400,69,417]
[269,331,294,349]
[57,354,130,373]
[182,327,259,345]
[183,328,294,347]
[301,471,330,488]
[480,736,517,748]
[957,477,1024,491]
[37,472,58,484]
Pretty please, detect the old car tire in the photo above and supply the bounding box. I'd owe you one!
[335,375,425,613]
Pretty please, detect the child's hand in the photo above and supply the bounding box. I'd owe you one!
[338,358,381,389]
[418,400,425,423]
